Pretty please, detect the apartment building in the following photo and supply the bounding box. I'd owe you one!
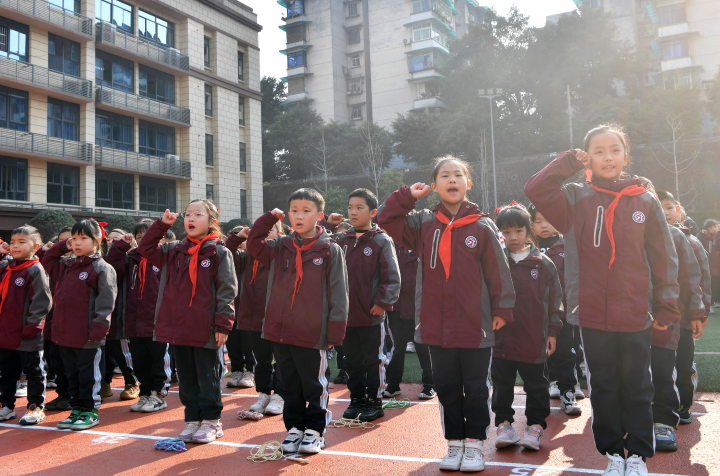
[279,0,489,129]
[0,0,263,234]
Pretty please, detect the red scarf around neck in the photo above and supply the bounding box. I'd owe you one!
[250,259,260,285]
[435,212,483,281]
[137,257,147,299]
[291,238,317,308]
[186,233,219,306]
[0,258,39,315]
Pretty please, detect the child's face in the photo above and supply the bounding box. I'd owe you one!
[184,202,213,239]
[9,234,40,260]
[587,132,627,181]
[135,230,145,243]
[106,231,123,247]
[500,226,528,254]
[660,199,681,225]
[531,211,557,240]
[288,199,323,239]
[431,160,472,207]
[348,197,376,230]
[71,233,98,256]
[58,231,72,256]
[709,225,719,236]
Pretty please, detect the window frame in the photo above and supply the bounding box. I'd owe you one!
[350,54,361,68]
[95,170,134,210]
[204,84,213,117]
[47,162,80,205]
[138,10,175,48]
[139,120,175,157]
[96,50,134,93]
[659,4,685,26]
[139,64,176,105]
[96,0,134,33]
[0,17,30,63]
[205,183,214,200]
[412,0,430,13]
[139,175,176,212]
[239,142,246,172]
[237,51,244,81]
[49,0,81,14]
[287,50,306,68]
[347,27,361,44]
[238,96,245,126]
[0,156,27,201]
[95,109,134,151]
[350,78,362,93]
[351,105,362,121]
[48,33,80,77]
[204,36,211,67]
[0,86,29,131]
[205,134,214,166]
[240,189,247,219]
[347,2,359,17]
[661,38,688,59]
[47,97,80,141]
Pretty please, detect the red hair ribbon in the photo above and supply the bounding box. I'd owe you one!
[90,217,108,240]
[495,201,519,217]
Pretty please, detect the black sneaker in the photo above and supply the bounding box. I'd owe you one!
[343,397,366,420]
[45,393,71,411]
[358,397,384,422]
[333,370,349,385]
[170,373,178,385]
[677,405,693,424]
[383,384,402,398]
[418,386,437,400]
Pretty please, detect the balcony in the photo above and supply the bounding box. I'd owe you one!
[283,92,312,105]
[0,0,93,41]
[658,22,689,38]
[413,96,449,111]
[95,147,191,179]
[410,38,449,55]
[95,86,191,127]
[0,57,93,102]
[95,22,190,75]
[286,65,311,78]
[661,56,693,72]
[0,128,93,163]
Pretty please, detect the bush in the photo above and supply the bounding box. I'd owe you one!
[29,210,76,242]
[222,218,252,235]
[322,186,348,216]
[101,215,138,235]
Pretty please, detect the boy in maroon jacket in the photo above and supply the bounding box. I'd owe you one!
[247,189,348,455]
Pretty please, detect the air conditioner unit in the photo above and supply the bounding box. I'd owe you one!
[102,21,117,43]
[403,38,409,45]
[342,66,350,75]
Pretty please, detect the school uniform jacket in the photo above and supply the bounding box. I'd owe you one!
[711,234,720,278]
[686,232,712,322]
[41,240,117,349]
[35,248,56,343]
[247,212,349,350]
[395,244,420,321]
[332,225,400,327]
[543,238,567,321]
[524,150,680,332]
[377,188,515,349]
[138,220,238,349]
[0,258,52,351]
[226,233,270,333]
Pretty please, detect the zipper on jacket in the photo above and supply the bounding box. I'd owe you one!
[354,237,360,248]
[343,244,348,256]
[594,206,604,248]
[282,258,289,278]
[430,229,441,269]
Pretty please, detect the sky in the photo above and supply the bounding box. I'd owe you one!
[240,0,579,82]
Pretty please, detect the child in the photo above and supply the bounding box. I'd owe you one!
[0,226,52,425]
[137,200,238,443]
[247,189,348,455]
[698,219,717,254]
[106,220,171,413]
[378,157,515,472]
[41,219,118,431]
[525,125,680,476]
[493,204,563,451]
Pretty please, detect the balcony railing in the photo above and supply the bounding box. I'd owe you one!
[95,85,191,125]
[0,0,93,37]
[95,147,191,179]
[0,128,93,162]
[0,57,93,99]
[96,22,190,72]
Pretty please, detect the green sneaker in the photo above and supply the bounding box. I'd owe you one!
[71,408,99,431]
[57,409,80,429]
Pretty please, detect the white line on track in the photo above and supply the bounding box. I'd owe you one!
[695,352,720,355]
[0,423,691,476]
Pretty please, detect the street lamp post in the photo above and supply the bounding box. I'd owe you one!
[478,88,502,212]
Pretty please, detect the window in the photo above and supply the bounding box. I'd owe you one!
[47,98,79,141]
[205,134,213,166]
[138,10,174,48]
[412,0,430,13]
[662,38,688,59]
[347,2,358,17]
[0,157,27,200]
[96,0,133,33]
[665,77,676,90]
[287,51,306,68]
[238,97,245,126]
[48,34,80,77]
[239,142,246,172]
[139,120,175,157]
[413,22,447,46]
[287,0,304,17]
[139,176,175,212]
[240,189,247,219]
[96,171,134,210]
[0,87,28,131]
[0,17,29,62]
[204,36,210,67]
[679,75,692,88]
[49,0,80,13]
[96,51,133,92]
[351,105,362,121]
[581,0,600,8]
[408,52,437,72]
[204,84,213,116]
[350,54,360,68]
[350,79,362,93]
[95,110,133,151]
[47,163,79,205]
[206,184,214,200]
[139,65,175,104]
[659,4,685,26]
[238,51,244,81]
[347,28,360,44]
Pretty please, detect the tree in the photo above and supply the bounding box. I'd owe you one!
[322,186,348,216]
[261,76,286,182]
[29,210,76,242]
[222,218,252,234]
[392,111,449,165]
[310,129,340,193]
[378,169,405,204]
[265,106,324,180]
[359,122,392,198]
[102,215,138,234]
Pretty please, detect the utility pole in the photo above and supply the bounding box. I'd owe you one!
[478,88,503,211]
[567,84,573,149]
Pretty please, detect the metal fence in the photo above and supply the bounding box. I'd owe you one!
[95,146,192,178]
[96,22,190,72]
[0,57,93,99]
[0,0,93,37]
[0,200,92,212]
[0,128,93,162]
[95,85,191,125]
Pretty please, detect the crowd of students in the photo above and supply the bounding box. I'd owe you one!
[0,123,715,476]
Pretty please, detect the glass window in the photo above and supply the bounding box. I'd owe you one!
[287,51,306,68]
[0,157,27,200]
[206,183,213,200]
[347,28,360,44]
[238,97,245,126]
[95,110,133,151]
[659,4,685,26]
[0,17,29,63]
[237,51,244,81]
[96,0,133,32]
[139,120,175,157]
[96,170,134,209]
[47,98,80,141]
[96,51,133,92]
[347,2,358,16]
[287,0,304,17]
[240,189,247,219]
[350,55,361,68]
[139,176,175,212]
[408,52,438,72]
[239,142,246,172]
[0,86,28,131]
[47,163,79,205]
[205,84,213,116]
[662,39,688,59]
[412,0,430,13]
[352,105,362,120]
[204,36,210,67]
[48,34,80,77]
[413,22,431,42]
[49,0,81,13]
[138,10,174,48]
[205,134,213,166]
[139,65,175,104]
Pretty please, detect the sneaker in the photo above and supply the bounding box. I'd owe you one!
[130,395,149,412]
[179,421,201,442]
[298,428,326,454]
[15,380,28,397]
[495,423,520,448]
[226,371,243,387]
[45,393,71,411]
[19,404,46,426]
[343,397,366,420]
[57,409,80,429]
[170,373,178,384]
[101,382,113,399]
[439,440,464,471]
[460,439,484,472]
[603,453,626,476]
[140,391,167,412]
[358,397,384,422]
[519,426,543,451]
[249,393,271,413]
[574,383,585,399]
[46,376,57,389]
[120,382,140,400]
[625,455,648,476]
[193,420,223,443]
[281,427,304,453]
[714,301,720,308]
[113,366,121,375]
[406,342,416,353]
[383,384,402,398]
[237,371,255,388]
[579,361,587,379]
[0,405,16,421]
[419,386,437,400]
[549,381,560,398]
[265,394,285,415]
[71,408,99,431]
[333,370,349,385]
[560,390,582,415]
[654,423,678,451]
[677,405,693,424]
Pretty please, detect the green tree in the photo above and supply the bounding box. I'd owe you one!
[222,218,252,234]
[102,215,138,234]
[322,186,348,216]
[261,76,287,182]
[378,169,405,204]
[391,111,449,165]
[265,106,324,180]
[29,210,76,242]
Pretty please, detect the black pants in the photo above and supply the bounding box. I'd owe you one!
[249,331,276,395]
[491,357,550,429]
[103,339,136,386]
[386,312,433,387]
[675,328,697,408]
[581,327,654,459]
[274,342,330,433]
[173,345,223,421]
[343,324,389,400]
[334,346,345,371]
[429,345,492,440]
[548,321,578,392]
[226,329,256,373]
[574,327,585,377]
[60,346,103,410]
[651,346,680,427]
[45,340,68,394]
[0,348,45,409]
[129,337,171,396]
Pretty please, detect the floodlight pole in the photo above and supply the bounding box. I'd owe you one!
[478,88,502,212]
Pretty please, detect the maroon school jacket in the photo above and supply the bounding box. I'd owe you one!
[525,151,680,332]
[687,233,711,323]
[711,234,720,277]
[138,220,238,349]
[36,248,56,342]
[377,188,515,349]
[226,234,270,333]
[543,238,567,321]
[395,244,420,321]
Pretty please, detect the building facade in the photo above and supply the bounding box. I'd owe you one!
[0,0,263,234]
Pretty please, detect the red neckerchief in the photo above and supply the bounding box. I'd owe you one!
[137,257,147,299]
[0,258,39,314]
[186,233,219,306]
[435,212,483,281]
[291,236,318,308]
[250,259,260,285]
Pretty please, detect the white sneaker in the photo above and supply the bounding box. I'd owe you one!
[130,395,149,412]
[281,427,304,453]
[519,426,543,451]
[265,394,284,415]
[15,380,28,397]
[439,440,464,471]
[249,393,271,413]
[226,371,243,387]
[237,371,255,388]
[406,342,416,353]
[624,455,647,476]
[298,429,326,454]
[560,390,582,415]
[140,391,167,412]
[193,419,223,443]
[603,453,626,476]
[460,439,484,472]
[574,383,585,399]
[0,405,17,421]
[179,421,201,442]
[549,381,560,398]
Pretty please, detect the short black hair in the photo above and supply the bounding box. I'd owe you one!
[133,219,153,237]
[58,226,73,236]
[288,188,325,213]
[163,230,176,240]
[72,219,107,254]
[703,219,719,230]
[348,188,378,210]
[496,204,535,244]
[656,190,675,203]
[12,225,42,245]
[528,204,539,222]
